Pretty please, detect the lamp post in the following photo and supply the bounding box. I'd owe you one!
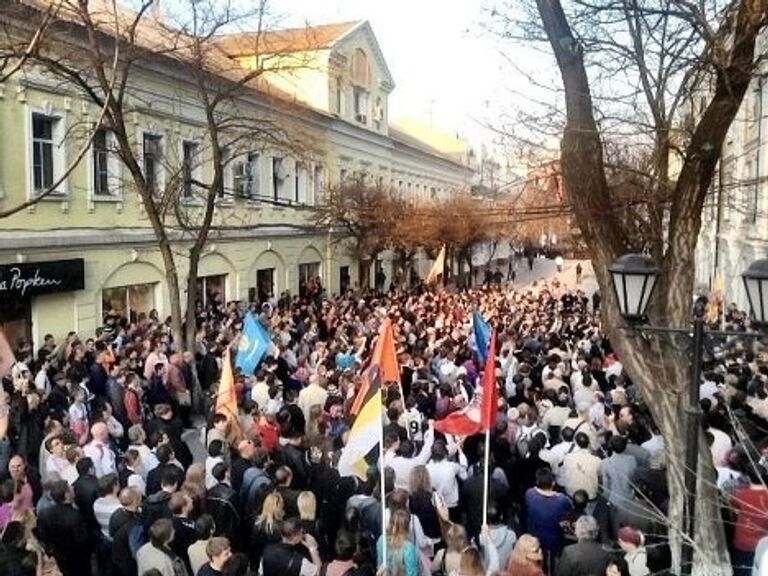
[609,253,768,576]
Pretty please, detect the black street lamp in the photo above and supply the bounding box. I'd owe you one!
[609,254,768,576]
[743,258,768,329]
[608,253,659,320]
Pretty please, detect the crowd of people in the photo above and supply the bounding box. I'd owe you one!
[0,262,767,576]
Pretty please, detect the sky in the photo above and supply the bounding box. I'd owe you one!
[266,0,530,153]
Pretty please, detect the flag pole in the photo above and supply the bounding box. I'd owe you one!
[482,425,491,527]
[379,407,387,572]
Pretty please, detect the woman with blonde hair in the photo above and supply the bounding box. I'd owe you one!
[409,465,441,540]
[182,462,206,516]
[298,490,327,559]
[378,509,419,576]
[249,492,283,568]
[506,534,545,576]
[431,522,468,575]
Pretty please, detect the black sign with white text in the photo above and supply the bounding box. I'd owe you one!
[0,259,85,299]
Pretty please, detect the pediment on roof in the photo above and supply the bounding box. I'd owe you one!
[333,21,395,94]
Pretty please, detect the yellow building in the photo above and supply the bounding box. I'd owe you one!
[0,6,472,349]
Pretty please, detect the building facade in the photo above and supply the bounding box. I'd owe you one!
[695,32,768,309]
[0,11,472,349]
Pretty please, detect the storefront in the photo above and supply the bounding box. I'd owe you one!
[0,258,85,348]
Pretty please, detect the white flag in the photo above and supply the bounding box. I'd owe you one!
[426,245,446,284]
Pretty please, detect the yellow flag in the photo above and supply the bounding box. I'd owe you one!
[216,348,238,422]
[426,245,446,284]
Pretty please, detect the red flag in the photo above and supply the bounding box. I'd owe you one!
[351,318,399,416]
[435,332,497,436]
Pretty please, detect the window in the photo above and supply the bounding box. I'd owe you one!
[299,262,321,297]
[92,128,110,196]
[102,283,156,323]
[232,152,259,199]
[353,87,369,124]
[351,49,370,87]
[430,186,437,200]
[340,168,348,184]
[312,164,323,205]
[272,157,285,200]
[32,114,57,194]
[143,134,163,195]
[196,274,226,309]
[295,162,307,203]
[182,140,199,198]
[377,175,384,189]
[335,78,343,115]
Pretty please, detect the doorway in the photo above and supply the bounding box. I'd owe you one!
[256,268,275,303]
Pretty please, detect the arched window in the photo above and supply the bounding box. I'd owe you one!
[351,49,370,87]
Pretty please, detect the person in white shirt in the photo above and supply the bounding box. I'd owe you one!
[539,427,574,487]
[205,439,225,490]
[426,440,468,519]
[385,425,435,490]
[127,424,159,479]
[298,374,328,423]
[93,473,121,539]
[251,371,271,410]
[123,448,147,496]
[84,422,116,478]
[43,435,73,482]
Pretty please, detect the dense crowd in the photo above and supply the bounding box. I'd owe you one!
[0,261,767,576]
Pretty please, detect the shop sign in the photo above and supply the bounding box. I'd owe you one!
[0,259,85,298]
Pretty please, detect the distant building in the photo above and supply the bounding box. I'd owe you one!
[0,9,472,347]
[695,39,768,309]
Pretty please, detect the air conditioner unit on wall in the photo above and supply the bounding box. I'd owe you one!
[356,114,367,124]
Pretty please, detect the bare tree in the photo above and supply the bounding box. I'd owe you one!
[491,0,767,572]
[3,0,318,347]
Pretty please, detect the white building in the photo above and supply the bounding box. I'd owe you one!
[696,34,768,309]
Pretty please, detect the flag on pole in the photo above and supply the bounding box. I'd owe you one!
[216,348,239,421]
[472,310,491,363]
[338,363,383,479]
[351,318,399,416]
[435,331,498,437]
[0,328,15,379]
[425,245,446,284]
[235,312,271,377]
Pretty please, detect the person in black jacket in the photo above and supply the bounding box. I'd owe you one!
[261,517,321,576]
[169,491,198,574]
[110,487,143,576]
[556,515,611,576]
[141,468,180,531]
[146,444,183,496]
[37,479,93,576]
[72,457,100,541]
[206,463,241,546]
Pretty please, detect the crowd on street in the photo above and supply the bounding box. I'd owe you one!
[0,260,767,576]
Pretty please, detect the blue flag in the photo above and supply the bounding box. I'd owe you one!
[235,312,272,377]
[473,310,491,363]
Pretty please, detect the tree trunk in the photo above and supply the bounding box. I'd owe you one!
[184,247,201,353]
[158,240,184,348]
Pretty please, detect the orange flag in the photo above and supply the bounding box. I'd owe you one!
[351,318,399,415]
[216,347,239,423]
[0,329,15,379]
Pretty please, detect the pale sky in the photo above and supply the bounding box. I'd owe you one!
[267,0,526,152]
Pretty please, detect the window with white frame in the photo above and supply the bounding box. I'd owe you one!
[143,133,163,195]
[272,156,286,200]
[232,152,260,200]
[311,164,323,205]
[295,161,308,203]
[182,140,200,198]
[32,113,61,195]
